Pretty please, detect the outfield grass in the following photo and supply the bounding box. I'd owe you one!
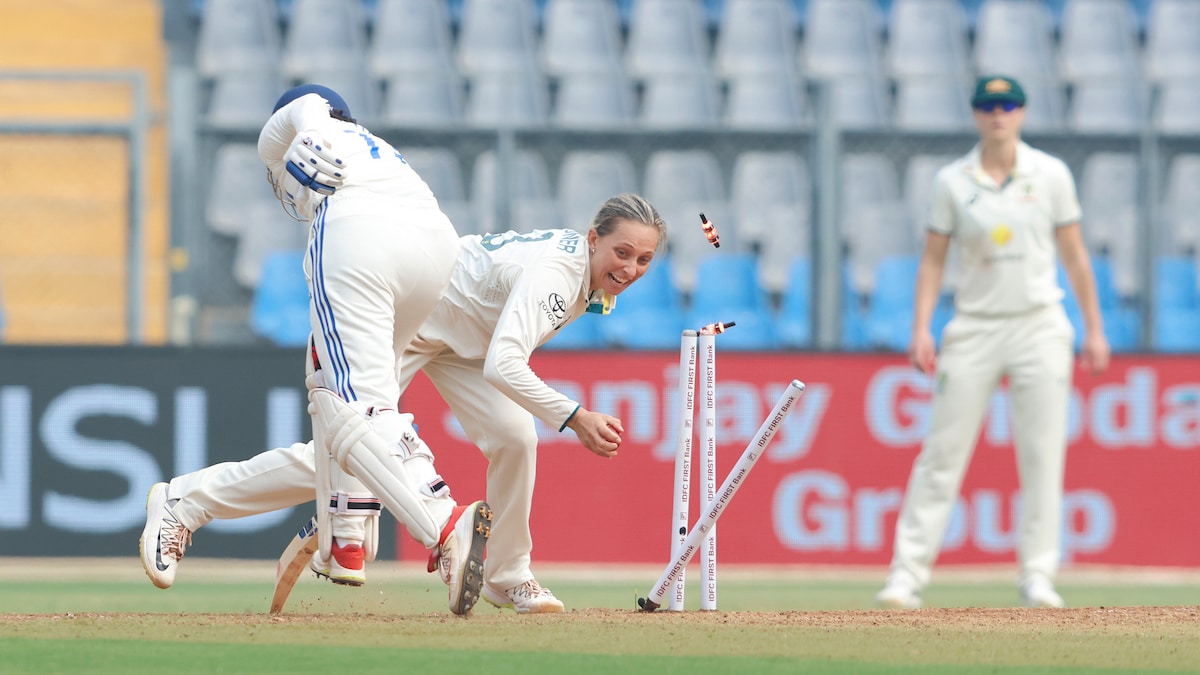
[2,558,1198,674]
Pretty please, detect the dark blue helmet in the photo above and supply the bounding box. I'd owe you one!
[272,84,351,118]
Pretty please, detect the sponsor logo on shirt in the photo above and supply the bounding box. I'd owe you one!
[991,223,1012,246]
[541,292,567,328]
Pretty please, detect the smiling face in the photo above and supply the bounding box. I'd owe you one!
[587,218,660,296]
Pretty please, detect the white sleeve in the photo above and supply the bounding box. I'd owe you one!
[927,170,957,235]
[1050,159,1083,227]
[482,263,581,430]
[256,94,338,167]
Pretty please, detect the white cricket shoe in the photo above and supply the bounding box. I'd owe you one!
[875,580,922,609]
[483,579,565,614]
[1020,577,1065,608]
[309,540,367,586]
[139,482,191,589]
[428,500,492,615]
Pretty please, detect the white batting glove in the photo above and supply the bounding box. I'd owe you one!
[283,131,347,196]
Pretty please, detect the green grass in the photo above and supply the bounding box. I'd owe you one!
[2,560,1199,674]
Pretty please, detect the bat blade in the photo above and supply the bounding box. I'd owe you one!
[269,515,319,615]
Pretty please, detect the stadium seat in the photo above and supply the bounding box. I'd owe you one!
[234,202,309,289]
[685,254,782,348]
[865,254,919,351]
[724,72,807,130]
[1058,0,1141,82]
[1079,152,1140,297]
[776,256,813,348]
[1155,79,1200,135]
[825,76,891,130]
[893,76,974,131]
[1162,155,1200,255]
[538,312,604,349]
[464,67,550,127]
[597,259,689,350]
[1013,75,1068,133]
[369,0,457,78]
[380,68,465,127]
[206,70,287,130]
[207,143,278,237]
[1069,79,1146,135]
[802,0,884,78]
[974,0,1057,79]
[471,149,554,234]
[639,71,722,129]
[644,149,728,293]
[456,0,539,77]
[886,0,972,78]
[730,151,811,293]
[250,249,310,347]
[1145,0,1200,81]
[558,151,640,232]
[553,69,637,129]
[399,147,467,203]
[713,0,800,78]
[195,0,282,78]
[541,0,625,76]
[626,0,711,79]
[903,154,955,243]
[1151,256,1200,352]
[281,0,369,82]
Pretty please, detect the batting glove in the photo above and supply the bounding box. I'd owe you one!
[283,131,347,196]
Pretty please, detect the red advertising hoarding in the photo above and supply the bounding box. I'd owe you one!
[398,353,1200,567]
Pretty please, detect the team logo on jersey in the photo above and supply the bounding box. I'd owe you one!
[991,223,1012,246]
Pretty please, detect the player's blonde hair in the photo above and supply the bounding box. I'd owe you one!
[591,193,667,254]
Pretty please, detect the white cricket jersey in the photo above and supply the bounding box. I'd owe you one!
[257,93,437,221]
[929,141,1082,316]
[413,229,602,428]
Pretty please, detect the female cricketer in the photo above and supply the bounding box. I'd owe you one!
[876,75,1111,610]
[141,194,666,614]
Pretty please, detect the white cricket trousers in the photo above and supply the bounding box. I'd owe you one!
[306,191,460,543]
[168,352,540,593]
[887,303,1075,590]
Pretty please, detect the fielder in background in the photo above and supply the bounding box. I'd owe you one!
[140,194,666,614]
[141,84,491,616]
[876,75,1111,610]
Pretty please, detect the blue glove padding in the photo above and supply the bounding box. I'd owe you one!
[286,160,338,196]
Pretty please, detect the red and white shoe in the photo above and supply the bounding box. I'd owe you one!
[310,540,366,586]
[427,500,492,615]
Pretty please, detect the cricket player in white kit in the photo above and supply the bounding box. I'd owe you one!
[876,76,1111,610]
[141,85,492,616]
[141,194,666,614]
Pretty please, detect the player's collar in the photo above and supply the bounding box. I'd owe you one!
[586,289,616,315]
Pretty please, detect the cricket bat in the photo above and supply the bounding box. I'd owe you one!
[269,515,319,615]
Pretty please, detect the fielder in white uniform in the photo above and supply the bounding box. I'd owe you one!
[141,194,666,614]
[876,76,1111,610]
[141,85,491,616]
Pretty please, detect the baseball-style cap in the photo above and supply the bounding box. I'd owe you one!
[971,75,1026,107]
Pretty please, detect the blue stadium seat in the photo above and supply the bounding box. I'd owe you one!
[776,257,813,349]
[251,250,310,347]
[841,261,870,350]
[686,254,778,350]
[540,312,604,349]
[1153,256,1200,352]
[865,254,919,351]
[597,259,689,349]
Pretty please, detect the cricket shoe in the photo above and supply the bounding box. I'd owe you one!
[483,579,565,614]
[139,482,191,589]
[875,580,922,609]
[310,540,366,586]
[1020,577,1065,608]
[427,500,492,615]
